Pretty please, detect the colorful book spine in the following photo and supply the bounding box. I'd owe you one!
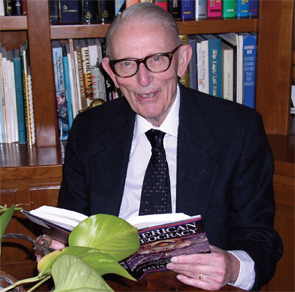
[13,50,26,143]
[60,0,81,23]
[62,44,74,130]
[237,0,249,18]
[222,0,236,18]
[179,34,190,88]
[181,0,195,20]
[195,0,207,19]
[249,0,258,17]
[207,0,222,17]
[154,0,168,11]
[115,0,125,15]
[242,33,257,109]
[0,44,5,142]
[202,34,222,98]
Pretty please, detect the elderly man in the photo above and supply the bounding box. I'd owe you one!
[58,3,282,291]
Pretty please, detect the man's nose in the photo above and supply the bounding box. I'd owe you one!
[137,63,152,87]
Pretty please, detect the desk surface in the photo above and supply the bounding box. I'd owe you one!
[105,270,245,291]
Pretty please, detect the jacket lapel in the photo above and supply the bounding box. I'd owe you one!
[176,85,219,219]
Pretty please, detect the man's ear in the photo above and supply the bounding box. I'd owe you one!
[177,44,193,78]
[102,57,120,88]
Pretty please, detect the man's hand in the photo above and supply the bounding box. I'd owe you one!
[35,239,65,262]
[166,245,240,291]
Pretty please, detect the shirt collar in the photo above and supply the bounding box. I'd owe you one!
[134,85,180,140]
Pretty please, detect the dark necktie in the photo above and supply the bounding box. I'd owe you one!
[139,129,172,215]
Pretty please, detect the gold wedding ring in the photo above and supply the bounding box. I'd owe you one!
[198,274,203,280]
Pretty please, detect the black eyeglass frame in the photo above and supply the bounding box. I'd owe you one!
[109,45,182,78]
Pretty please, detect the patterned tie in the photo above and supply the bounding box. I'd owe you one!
[139,129,172,215]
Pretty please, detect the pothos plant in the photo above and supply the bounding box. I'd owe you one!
[0,205,140,292]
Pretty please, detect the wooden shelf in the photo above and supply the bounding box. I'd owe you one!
[0,16,27,30]
[50,18,258,40]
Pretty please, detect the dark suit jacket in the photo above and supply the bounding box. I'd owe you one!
[58,83,282,291]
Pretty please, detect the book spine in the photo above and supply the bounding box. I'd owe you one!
[81,45,94,105]
[181,0,195,20]
[125,0,139,9]
[207,0,222,17]
[98,0,115,23]
[222,0,235,18]
[221,42,234,101]
[0,45,6,142]
[13,55,26,143]
[115,0,125,15]
[21,0,26,15]
[60,0,81,23]
[27,66,35,145]
[188,36,197,90]
[154,0,168,11]
[208,37,222,98]
[49,0,60,24]
[195,0,207,19]
[236,33,244,104]
[243,34,257,109]
[249,0,258,17]
[62,45,74,130]
[82,0,97,23]
[236,0,249,18]
[168,0,181,19]
[179,34,190,88]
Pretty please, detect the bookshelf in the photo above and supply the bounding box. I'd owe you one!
[0,0,294,291]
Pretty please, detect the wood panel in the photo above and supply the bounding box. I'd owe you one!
[256,0,294,135]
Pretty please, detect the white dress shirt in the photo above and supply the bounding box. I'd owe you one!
[119,85,255,290]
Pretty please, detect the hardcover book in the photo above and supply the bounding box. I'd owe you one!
[154,0,168,11]
[180,0,195,20]
[195,0,207,19]
[81,0,98,23]
[222,0,235,18]
[60,0,81,24]
[121,215,211,280]
[22,206,211,279]
[236,0,249,18]
[98,0,115,23]
[207,0,222,18]
[249,0,258,17]
[49,0,60,24]
[221,41,234,101]
[168,0,181,19]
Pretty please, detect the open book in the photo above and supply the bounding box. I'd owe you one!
[22,206,210,279]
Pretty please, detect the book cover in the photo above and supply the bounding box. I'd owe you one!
[237,0,249,18]
[62,44,74,130]
[27,66,35,145]
[222,0,235,18]
[121,216,211,280]
[98,0,115,23]
[168,0,181,19]
[115,0,125,15]
[21,0,26,15]
[154,0,168,11]
[207,0,222,18]
[81,0,98,23]
[202,34,222,98]
[125,0,139,9]
[180,0,195,20]
[195,0,207,19]
[49,0,60,24]
[236,33,244,104]
[60,0,81,24]
[0,0,5,16]
[242,33,257,109]
[13,49,26,143]
[221,41,234,101]
[0,44,6,142]
[249,0,258,17]
[52,40,69,140]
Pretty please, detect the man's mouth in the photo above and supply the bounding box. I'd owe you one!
[141,93,155,98]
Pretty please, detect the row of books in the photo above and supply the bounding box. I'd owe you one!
[0,0,26,16]
[52,38,120,140]
[180,33,257,109]
[48,0,258,25]
[0,41,35,144]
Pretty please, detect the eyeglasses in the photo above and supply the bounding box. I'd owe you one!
[109,45,181,78]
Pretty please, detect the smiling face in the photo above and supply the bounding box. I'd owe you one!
[102,17,192,127]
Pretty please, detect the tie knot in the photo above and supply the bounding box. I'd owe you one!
[146,129,165,149]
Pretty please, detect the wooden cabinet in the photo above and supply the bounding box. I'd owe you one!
[0,0,294,290]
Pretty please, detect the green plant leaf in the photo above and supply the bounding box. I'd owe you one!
[69,214,140,261]
[0,205,15,255]
[52,254,113,292]
[38,246,136,281]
